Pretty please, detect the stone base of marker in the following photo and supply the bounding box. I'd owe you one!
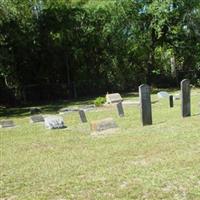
[0,120,15,128]
[30,115,44,123]
[44,116,66,129]
[90,118,118,133]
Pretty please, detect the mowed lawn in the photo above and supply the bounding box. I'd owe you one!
[1,89,200,200]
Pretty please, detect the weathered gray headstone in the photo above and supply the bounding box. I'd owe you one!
[79,110,87,123]
[30,115,44,123]
[139,84,152,126]
[106,93,123,104]
[181,79,191,117]
[90,118,117,132]
[0,120,15,128]
[116,102,124,117]
[44,116,65,129]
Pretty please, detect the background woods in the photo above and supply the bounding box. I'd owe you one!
[0,0,200,105]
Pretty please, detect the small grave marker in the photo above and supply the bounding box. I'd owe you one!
[106,93,123,104]
[116,102,124,117]
[90,118,117,132]
[139,84,152,126]
[169,95,174,108]
[181,79,191,117]
[30,107,41,115]
[79,110,87,123]
[0,120,15,128]
[44,116,66,129]
[30,115,44,123]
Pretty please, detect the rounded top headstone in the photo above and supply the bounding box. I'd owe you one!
[157,91,169,99]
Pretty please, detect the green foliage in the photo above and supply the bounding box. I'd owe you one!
[93,96,106,107]
[0,0,200,104]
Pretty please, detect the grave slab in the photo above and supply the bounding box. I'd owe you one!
[90,118,118,132]
[30,115,44,123]
[44,116,66,129]
[106,93,123,104]
[0,120,15,128]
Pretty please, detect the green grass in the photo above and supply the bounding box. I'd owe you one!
[1,89,200,200]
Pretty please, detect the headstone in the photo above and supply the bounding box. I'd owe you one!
[116,102,124,117]
[79,110,87,123]
[0,120,15,128]
[139,84,152,126]
[106,93,123,104]
[157,91,169,99]
[30,115,44,123]
[44,116,66,129]
[30,107,41,115]
[90,118,117,132]
[169,95,174,108]
[59,107,79,114]
[181,79,191,117]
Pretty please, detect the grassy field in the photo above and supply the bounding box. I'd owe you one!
[1,89,200,200]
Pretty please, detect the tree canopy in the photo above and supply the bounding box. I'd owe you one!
[0,0,200,105]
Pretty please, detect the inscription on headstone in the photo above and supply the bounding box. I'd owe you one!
[79,110,87,123]
[116,102,124,117]
[181,79,191,117]
[30,115,44,123]
[139,84,152,126]
[0,120,15,128]
[106,93,123,104]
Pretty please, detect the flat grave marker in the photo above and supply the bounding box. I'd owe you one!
[0,120,15,128]
[44,116,66,129]
[90,118,118,133]
[30,115,44,123]
[106,93,123,104]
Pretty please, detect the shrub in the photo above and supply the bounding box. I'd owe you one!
[94,97,106,107]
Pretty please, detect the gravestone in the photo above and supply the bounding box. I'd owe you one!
[44,116,66,129]
[157,91,169,99]
[116,102,124,117]
[169,95,174,108]
[90,118,117,132]
[0,120,15,128]
[30,107,41,115]
[30,115,44,123]
[139,84,152,126]
[106,93,123,104]
[59,107,79,114]
[79,110,87,123]
[181,79,191,117]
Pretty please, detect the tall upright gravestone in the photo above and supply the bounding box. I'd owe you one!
[139,84,152,126]
[181,79,191,117]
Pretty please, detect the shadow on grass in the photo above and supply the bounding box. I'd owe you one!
[0,98,94,118]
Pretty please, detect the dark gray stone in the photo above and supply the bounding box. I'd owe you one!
[116,102,124,117]
[139,84,152,126]
[0,120,15,128]
[169,95,174,108]
[91,118,117,132]
[30,107,41,115]
[30,115,44,123]
[181,79,191,117]
[79,110,87,123]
